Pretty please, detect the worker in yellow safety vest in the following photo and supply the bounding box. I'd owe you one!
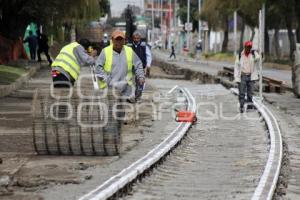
[95,30,145,99]
[51,39,97,87]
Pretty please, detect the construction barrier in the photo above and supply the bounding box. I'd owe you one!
[0,34,28,64]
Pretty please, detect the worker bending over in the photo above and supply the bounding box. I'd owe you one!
[95,30,145,100]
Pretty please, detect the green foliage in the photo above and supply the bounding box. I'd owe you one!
[0,0,110,40]
[177,0,199,30]
[0,65,27,84]
[203,52,235,63]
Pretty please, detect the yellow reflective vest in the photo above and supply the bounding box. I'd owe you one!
[99,45,133,89]
[51,42,81,80]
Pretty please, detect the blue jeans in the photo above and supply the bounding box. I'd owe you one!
[238,74,254,109]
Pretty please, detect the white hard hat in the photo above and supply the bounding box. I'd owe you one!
[104,33,108,37]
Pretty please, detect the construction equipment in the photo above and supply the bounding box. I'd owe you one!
[32,68,123,156]
[175,111,197,123]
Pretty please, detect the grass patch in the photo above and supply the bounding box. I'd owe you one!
[264,56,292,65]
[0,65,27,84]
[203,52,235,63]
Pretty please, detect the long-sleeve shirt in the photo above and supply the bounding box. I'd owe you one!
[95,46,145,96]
[145,45,152,68]
[131,42,152,68]
[53,44,95,81]
[74,45,95,66]
[234,50,260,83]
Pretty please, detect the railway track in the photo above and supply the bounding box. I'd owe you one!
[0,63,283,200]
[79,80,283,200]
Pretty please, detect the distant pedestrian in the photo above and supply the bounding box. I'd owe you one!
[36,30,52,66]
[100,33,110,53]
[234,40,260,113]
[169,42,176,59]
[195,40,202,60]
[23,30,38,60]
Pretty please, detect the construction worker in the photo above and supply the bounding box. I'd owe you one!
[51,39,96,88]
[95,30,145,100]
[234,40,260,113]
[127,30,152,101]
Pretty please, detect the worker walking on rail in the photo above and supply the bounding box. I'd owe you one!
[95,30,145,101]
[234,40,260,113]
[127,30,152,101]
[51,38,97,88]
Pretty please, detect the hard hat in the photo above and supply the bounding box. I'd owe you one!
[104,33,108,37]
[244,40,253,47]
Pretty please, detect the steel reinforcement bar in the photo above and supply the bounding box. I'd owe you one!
[79,87,196,200]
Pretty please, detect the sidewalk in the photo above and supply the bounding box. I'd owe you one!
[0,61,41,97]
[154,50,292,87]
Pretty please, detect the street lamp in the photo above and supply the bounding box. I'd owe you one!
[160,0,163,27]
[198,0,201,41]
[152,0,155,44]
[187,0,190,50]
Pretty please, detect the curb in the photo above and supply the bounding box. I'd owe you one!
[0,63,41,98]
[153,56,236,89]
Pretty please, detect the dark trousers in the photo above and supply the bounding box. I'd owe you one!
[38,47,52,65]
[29,47,36,60]
[169,51,176,59]
[53,73,74,88]
[238,74,254,109]
[135,76,144,100]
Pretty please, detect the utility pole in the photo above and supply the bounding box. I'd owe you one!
[169,0,172,48]
[160,0,163,27]
[233,11,237,56]
[259,4,265,101]
[187,0,190,50]
[174,0,177,28]
[152,0,155,44]
[141,0,144,14]
[198,0,201,41]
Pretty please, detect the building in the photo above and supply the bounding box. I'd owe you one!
[143,0,175,29]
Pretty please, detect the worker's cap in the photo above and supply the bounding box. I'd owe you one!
[112,30,125,39]
[244,40,253,47]
[104,33,108,37]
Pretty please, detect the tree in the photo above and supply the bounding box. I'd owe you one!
[201,0,237,52]
[177,0,199,31]
[0,0,110,40]
[294,0,300,43]
[123,5,136,43]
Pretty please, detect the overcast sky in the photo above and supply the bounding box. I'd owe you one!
[110,0,144,17]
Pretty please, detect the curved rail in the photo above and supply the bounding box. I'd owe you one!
[79,87,196,200]
[230,88,283,200]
